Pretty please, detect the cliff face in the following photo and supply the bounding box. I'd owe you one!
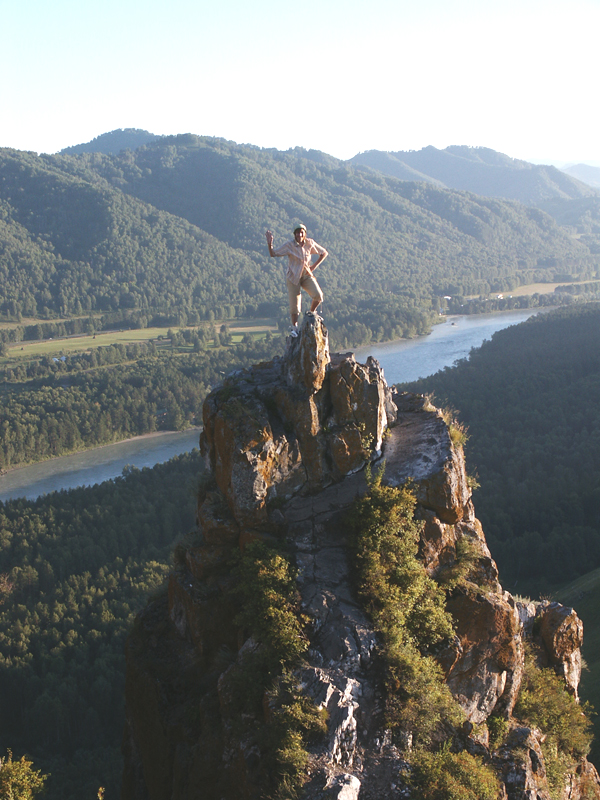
[122,316,599,800]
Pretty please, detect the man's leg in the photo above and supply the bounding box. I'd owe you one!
[301,273,324,315]
[287,279,301,334]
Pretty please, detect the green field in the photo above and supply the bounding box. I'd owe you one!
[2,319,278,361]
[467,278,600,300]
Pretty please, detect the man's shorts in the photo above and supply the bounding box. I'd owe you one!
[287,270,324,315]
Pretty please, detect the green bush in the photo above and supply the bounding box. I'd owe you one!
[231,541,308,670]
[436,535,482,590]
[350,470,462,743]
[226,543,321,799]
[408,745,500,800]
[487,713,509,750]
[262,675,328,800]
[0,750,47,800]
[515,646,594,798]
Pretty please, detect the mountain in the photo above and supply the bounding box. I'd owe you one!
[348,145,598,206]
[122,317,599,799]
[58,128,159,156]
[561,164,600,190]
[1,135,598,350]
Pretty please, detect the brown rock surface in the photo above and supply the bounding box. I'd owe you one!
[123,317,599,800]
[442,588,523,722]
[538,600,584,699]
[285,313,330,393]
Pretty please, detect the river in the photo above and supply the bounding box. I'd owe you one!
[354,307,545,385]
[0,307,543,502]
[0,429,201,503]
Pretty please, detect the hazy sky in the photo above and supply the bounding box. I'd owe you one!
[2,0,599,165]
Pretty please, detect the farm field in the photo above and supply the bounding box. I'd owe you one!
[1,319,278,361]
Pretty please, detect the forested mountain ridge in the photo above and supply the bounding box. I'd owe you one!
[348,144,598,206]
[59,128,160,156]
[0,148,270,321]
[1,136,598,346]
[562,163,600,190]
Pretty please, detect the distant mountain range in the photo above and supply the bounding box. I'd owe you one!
[59,128,161,156]
[347,145,598,206]
[561,163,600,190]
[60,130,600,206]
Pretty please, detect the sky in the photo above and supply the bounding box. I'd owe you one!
[2,0,599,166]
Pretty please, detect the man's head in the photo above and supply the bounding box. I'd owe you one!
[294,223,307,244]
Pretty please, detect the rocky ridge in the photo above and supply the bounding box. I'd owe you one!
[122,315,599,800]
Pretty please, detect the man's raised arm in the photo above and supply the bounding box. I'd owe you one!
[265,230,279,257]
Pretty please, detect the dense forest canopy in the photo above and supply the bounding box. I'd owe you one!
[59,128,160,156]
[403,303,600,595]
[0,451,203,800]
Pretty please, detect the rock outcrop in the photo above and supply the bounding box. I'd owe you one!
[122,315,600,800]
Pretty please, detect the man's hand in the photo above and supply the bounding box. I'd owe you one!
[265,230,274,248]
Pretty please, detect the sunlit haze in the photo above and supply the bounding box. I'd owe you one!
[2,0,599,165]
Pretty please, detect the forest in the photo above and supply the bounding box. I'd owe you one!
[0,335,283,469]
[403,302,600,595]
[0,450,204,799]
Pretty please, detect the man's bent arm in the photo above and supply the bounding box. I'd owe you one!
[311,250,328,271]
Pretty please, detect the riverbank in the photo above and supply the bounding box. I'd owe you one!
[0,428,202,503]
[0,426,202,476]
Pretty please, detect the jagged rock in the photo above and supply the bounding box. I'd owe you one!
[123,320,600,800]
[197,491,239,546]
[272,386,330,489]
[493,726,551,800]
[200,316,395,525]
[517,600,538,638]
[418,509,458,574]
[442,588,523,722]
[285,314,330,393]
[323,773,361,799]
[383,403,471,523]
[538,601,584,699]
[301,668,361,766]
[564,759,600,800]
[515,599,584,700]
[327,424,366,478]
[184,541,228,581]
[168,568,234,658]
[327,354,393,453]
[200,385,306,526]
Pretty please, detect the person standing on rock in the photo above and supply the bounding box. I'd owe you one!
[265,223,328,338]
